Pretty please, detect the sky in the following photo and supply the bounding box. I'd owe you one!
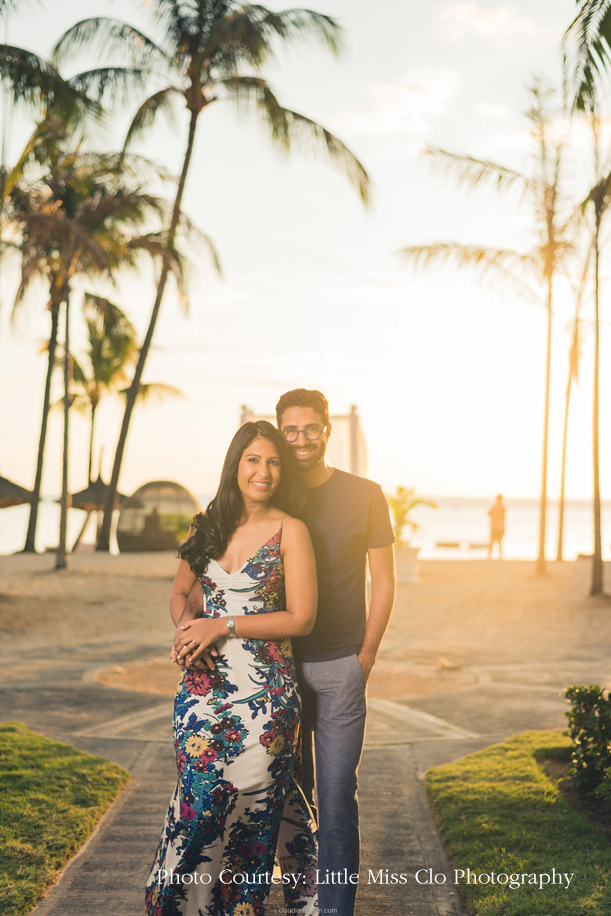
[3,0,610,505]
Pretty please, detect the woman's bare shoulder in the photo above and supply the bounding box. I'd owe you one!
[281,515,310,540]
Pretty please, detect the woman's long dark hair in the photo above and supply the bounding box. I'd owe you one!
[178,420,305,576]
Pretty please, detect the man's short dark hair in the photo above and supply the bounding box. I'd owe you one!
[276,389,330,427]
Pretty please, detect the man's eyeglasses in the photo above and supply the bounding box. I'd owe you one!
[280,424,327,443]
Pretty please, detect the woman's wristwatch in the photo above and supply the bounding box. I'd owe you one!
[226,615,237,638]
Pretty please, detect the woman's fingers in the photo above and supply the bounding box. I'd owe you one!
[175,628,202,652]
[176,629,208,657]
[175,623,223,661]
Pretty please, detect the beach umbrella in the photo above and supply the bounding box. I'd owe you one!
[0,475,33,509]
[69,474,136,512]
[66,475,143,552]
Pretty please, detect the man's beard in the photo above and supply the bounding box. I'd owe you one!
[292,440,326,471]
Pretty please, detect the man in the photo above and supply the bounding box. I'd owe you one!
[275,388,396,916]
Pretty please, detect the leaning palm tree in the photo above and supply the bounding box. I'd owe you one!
[54,0,371,551]
[6,115,200,560]
[402,82,573,575]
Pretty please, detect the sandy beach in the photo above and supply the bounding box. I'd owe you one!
[2,552,610,699]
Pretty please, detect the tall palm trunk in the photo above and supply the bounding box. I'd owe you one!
[88,402,97,483]
[556,369,573,562]
[591,214,603,594]
[73,398,98,553]
[56,294,71,570]
[23,304,59,552]
[71,511,92,552]
[97,108,199,551]
[536,277,553,574]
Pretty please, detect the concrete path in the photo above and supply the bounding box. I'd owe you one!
[2,632,610,915]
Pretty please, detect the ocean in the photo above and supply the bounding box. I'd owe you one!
[1,495,610,561]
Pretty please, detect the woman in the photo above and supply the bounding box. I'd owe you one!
[145,421,319,916]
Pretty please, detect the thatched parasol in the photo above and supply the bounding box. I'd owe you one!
[70,474,137,513]
[0,474,33,509]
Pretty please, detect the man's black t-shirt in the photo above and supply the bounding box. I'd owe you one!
[293,468,394,662]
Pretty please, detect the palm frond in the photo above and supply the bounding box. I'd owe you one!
[425,146,535,197]
[121,381,185,404]
[70,354,87,387]
[50,392,87,414]
[82,293,137,340]
[53,18,167,70]
[0,45,93,115]
[401,241,536,272]
[125,230,214,314]
[249,7,342,54]
[173,212,222,277]
[1,0,39,13]
[203,6,341,70]
[580,166,611,216]
[563,0,611,110]
[151,0,193,55]
[68,67,150,106]
[124,86,183,150]
[217,76,369,203]
[401,242,544,305]
[73,151,176,185]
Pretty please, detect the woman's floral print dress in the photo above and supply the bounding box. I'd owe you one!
[145,529,318,916]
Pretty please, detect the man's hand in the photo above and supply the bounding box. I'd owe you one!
[170,643,217,671]
[358,544,396,684]
[357,648,376,683]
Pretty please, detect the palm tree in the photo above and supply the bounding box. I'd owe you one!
[557,313,583,563]
[556,242,592,562]
[53,0,371,552]
[63,295,183,483]
[74,296,139,485]
[6,116,198,559]
[0,21,95,217]
[563,13,610,594]
[402,82,573,575]
[579,114,611,593]
[52,294,183,548]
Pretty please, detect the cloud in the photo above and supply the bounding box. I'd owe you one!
[475,101,511,120]
[326,69,459,156]
[438,2,543,47]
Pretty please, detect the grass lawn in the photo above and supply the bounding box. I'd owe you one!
[0,721,130,916]
[426,730,611,916]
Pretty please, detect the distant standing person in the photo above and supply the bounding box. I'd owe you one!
[488,494,506,558]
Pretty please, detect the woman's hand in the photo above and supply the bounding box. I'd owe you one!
[174,618,227,664]
[170,642,218,671]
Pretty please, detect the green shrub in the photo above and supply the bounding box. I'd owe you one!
[564,683,611,800]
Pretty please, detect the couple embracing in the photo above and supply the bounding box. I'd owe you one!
[146,389,396,916]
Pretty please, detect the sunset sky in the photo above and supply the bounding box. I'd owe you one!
[2,0,610,503]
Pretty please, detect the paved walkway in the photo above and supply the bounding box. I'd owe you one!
[2,630,610,915]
